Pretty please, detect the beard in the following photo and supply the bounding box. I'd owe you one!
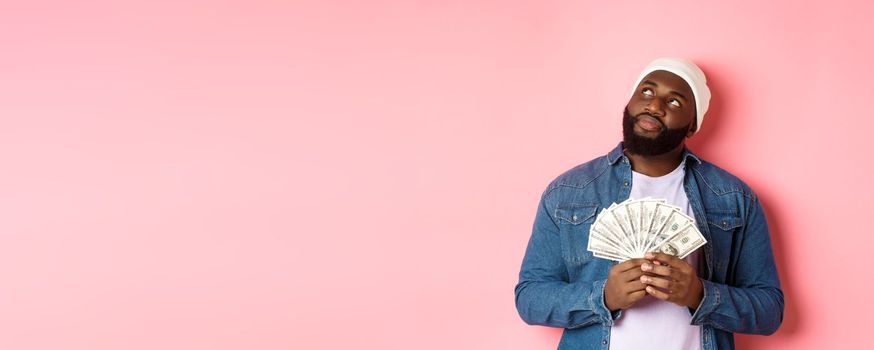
[622,107,691,156]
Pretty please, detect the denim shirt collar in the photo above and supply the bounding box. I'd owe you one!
[606,142,702,167]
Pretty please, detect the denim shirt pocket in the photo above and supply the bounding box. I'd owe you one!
[705,211,743,281]
[706,212,743,233]
[555,203,599,266]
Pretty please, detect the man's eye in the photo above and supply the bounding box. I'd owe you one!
[642,88,653,96]
[669,99,681,107]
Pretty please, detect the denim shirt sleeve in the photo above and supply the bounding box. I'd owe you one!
[690,196,784,335]
[514,190,617,328]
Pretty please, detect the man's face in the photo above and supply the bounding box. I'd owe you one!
[623,70,697,156]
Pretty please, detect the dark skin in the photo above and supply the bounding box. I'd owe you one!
[604,70,704,312]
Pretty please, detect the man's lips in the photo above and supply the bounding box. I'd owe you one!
[636,114,664,132]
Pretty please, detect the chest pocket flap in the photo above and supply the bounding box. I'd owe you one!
[707,212,743,232]
[555,204,598,225]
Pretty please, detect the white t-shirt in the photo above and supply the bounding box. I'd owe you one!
[609,159,702,350]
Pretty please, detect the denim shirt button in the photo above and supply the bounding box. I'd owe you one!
[623,181,629,186]
[602,339,608,345]
[572,215,578,221]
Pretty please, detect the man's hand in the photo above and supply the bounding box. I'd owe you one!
[604,258,649,311]
[640,252,703,309]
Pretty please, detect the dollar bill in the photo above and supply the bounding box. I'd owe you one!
[610,202,638,255]
[643,203,675,252]
[624,200,642,255]
[646,208,694,252]
[589,225,634,258]
[638,198,663,252]
[654,224,707,259]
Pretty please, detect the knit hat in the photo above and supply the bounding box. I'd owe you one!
[630,58,711,134]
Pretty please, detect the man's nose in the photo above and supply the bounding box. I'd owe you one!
[644,98,665,116]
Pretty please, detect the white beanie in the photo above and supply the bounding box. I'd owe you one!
[630,58,711,134]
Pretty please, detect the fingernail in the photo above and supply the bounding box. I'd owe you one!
[645,252,654,259]
[642,263,651,271]
[641,276,649,283]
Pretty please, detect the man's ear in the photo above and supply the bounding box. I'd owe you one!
[686,119,697,138]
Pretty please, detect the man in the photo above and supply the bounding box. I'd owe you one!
[514,58,783,350]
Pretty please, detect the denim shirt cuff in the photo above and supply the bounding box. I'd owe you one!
[690,279,721,325]
[590,279,618,326]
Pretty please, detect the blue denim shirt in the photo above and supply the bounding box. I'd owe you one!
[514,143,783,350]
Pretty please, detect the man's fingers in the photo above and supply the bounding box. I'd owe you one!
[645,252,684,269]
[628,290,647,302]
[623,280,648,293]
[614,258,648,273]
[619,267,646,282]
[645,285,670,300]
[641,262,672,277]
[640,275,672,290]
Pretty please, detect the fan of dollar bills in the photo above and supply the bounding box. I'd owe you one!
[587,198,707,262]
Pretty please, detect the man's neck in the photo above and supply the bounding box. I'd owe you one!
[624,144,686,177]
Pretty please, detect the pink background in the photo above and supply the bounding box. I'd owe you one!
[1,1,871,349]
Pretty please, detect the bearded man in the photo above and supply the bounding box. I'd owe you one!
[514,58,783,350]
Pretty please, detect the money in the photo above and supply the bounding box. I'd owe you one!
[587,198,707,261]
[656,225,707,259]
